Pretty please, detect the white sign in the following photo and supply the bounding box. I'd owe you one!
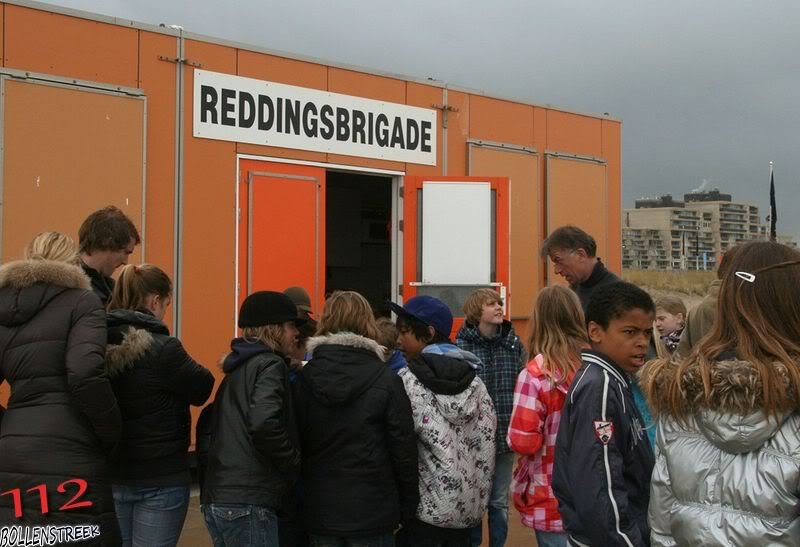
[193,69,437,166]
[422,182,492,284]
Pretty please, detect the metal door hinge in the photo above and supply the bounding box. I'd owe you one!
[398,220,404,232]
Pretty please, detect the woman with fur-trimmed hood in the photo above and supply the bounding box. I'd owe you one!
[0,233,121,545]
[105,264,214,546]
[641,240,800,547]
[293,291,418,545]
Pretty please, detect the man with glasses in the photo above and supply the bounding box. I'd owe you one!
[541,225,619,312]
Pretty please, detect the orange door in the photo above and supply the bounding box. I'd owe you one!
[402,176,509,336]
[238,159,326,317]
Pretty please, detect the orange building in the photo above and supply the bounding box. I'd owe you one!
[0,1,621,411]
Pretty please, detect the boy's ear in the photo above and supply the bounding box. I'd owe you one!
[427,325,436,342]
[587,321,604,344]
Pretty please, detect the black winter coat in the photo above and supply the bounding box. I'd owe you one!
[201,339,301,509]
[0,259,121,545]
[105,309,214,486]
[294,333,418,537]
[571,259,620,313]
[81,261,114,307]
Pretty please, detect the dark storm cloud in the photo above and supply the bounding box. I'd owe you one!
[44,0,800,237]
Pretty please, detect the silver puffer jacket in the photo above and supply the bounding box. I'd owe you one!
[642,356,800,546]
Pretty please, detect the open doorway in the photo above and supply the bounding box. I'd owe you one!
[326,171,394,316]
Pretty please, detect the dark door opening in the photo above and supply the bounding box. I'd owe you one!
[325,171,393,316]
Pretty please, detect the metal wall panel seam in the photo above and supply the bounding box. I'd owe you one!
[248,172,317,182]
[544,150,607,164]
[466,138,537,155]
[236,153,405,176]
[247,173,253,296]
[545,155,551,285]
[233,158,240,334]
[0,67,144,95]
[140,95,147,261]
[507,178,512,315]
[315,175,320,312]
[442,86,448,175]
[392,175,401,305]
[171,31,183,334]
[0,76,6,260]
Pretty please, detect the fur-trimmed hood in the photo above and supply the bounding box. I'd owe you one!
[302,332,387,406]
[306,332,385,360]
[106,327,155,377]
[105,309,170,377]
[0,259,90,291]
[643,356,799,453]
[0,259,92,327]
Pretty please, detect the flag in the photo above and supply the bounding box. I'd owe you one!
[770,170,777,242]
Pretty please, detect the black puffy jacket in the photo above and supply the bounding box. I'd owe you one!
[0,259,121,545]
[294,333,418,536]
[105,309,214,486]
[201,338,301,509]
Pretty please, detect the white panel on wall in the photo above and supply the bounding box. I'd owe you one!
[421,182,491,284]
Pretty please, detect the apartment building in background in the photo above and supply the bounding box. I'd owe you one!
[622,189,795,270]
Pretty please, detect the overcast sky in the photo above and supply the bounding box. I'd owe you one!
[41,0,800,238]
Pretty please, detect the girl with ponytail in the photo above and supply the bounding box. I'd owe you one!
[106,264,214,547]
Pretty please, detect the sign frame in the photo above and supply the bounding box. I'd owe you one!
[193,69,437,166]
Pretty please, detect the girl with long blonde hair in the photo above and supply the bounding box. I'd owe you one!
[508,286,589,547]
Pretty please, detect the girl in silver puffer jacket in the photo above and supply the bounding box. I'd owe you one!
[642,240,800,547]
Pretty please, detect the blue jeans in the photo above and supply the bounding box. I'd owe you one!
[470,451,514,547]
[309,533,394,547]
[535,531,567,547]
[202,504,279,547]
[112,484,189,547]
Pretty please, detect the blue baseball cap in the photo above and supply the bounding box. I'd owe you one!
[390,295,453,338]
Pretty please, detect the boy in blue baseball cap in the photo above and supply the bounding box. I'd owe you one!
[390,296,497,546]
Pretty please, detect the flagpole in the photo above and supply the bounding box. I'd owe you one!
[769,161,777,242]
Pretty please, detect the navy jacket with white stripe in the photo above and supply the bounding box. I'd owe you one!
[552,350,654,547]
